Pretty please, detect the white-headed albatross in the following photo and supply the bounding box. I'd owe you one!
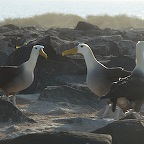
[0,45,47,105]
[100,41,144,116]
[62,43,131,119]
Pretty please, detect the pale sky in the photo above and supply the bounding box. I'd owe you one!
[0,0,144,20]
[2,0,143,3]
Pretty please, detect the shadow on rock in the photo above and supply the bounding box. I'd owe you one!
[0,131,112,144]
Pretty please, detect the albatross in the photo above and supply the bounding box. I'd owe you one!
[100,41,144,115]
[62,43,131,119]
[0,45,47,105]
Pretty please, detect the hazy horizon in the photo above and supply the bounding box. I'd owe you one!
[0,0,144,21]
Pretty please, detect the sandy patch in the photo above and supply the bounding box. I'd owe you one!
[0,93,114,140]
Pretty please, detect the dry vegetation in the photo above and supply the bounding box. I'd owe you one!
[0,13,144,29]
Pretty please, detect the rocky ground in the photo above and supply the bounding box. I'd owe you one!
[0,21,144,144]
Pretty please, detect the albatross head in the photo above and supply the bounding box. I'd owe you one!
[32,45,48,59]
[62,43,91,56]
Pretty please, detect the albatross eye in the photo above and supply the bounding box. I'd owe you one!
[35,47,37,49]
[80,45,83,48]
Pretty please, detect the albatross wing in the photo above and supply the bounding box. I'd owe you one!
[0,66,21,88]
[104,67,131,82]
[100,72,144,112]
[101,71,144,100]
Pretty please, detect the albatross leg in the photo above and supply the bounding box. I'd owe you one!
[114,106,122,120]
[101,104,110,118]
[0,94,10,102]
[101,104,124,120]
[5,95,10,102]
[10,93,16,106]
[7,92,17,106]
[12,95,16,106]
[125,109,134,115]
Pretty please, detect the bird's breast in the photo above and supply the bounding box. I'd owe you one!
[86,72,111,96]
[7,72,34,93]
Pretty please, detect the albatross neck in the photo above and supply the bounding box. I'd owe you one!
[135,47,144,72]
[82,48,106,73]
[23,51,39,72]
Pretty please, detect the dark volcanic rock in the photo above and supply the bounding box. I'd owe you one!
[86,39,121,56]
[59,28,103,41]
[74,21,101,31]
[59,28,84,41]
[92,119,144,144]
[103,28,112,35]
[118,40,136,57]
[0,51,8,66]
[0,131,112,144]
[6,35,68,64]
[39,84,104,109]
[106,55,135,71]
[32,59,86,93]
[126,29,144,42]
[112,30,129,40]
[0,99,35,123]
[1,24,20,31]
[6,35,86,93]
[0,23,141,94]
[0,24,20,33]
[120,113,143,120]
[0,38,15,55]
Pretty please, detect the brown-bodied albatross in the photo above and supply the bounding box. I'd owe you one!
[0,45,47,105]
[62,43,131,119]
[100,41,144,115]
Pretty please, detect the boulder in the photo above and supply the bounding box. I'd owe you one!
[102,28,112,35]
[86,39,121,56]
[0,51,8,66]
[0,131,112,144]
[106,55,135,71]
[126,29,143,42]
[118,40,136,57]
[112,30,129,40]
[1,24,20,31]
[0,38,15,55]
[92,119,144,144]
[0,24,20,33]
[0,99,35,123]
[59,28,84,41]
[74,21,101,31]
[59,28,102,42]
[120,113,144,120]
[38,84,103,109]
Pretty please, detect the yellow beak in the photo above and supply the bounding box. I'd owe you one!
[39,49,48,59]
[62,48,77,56]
